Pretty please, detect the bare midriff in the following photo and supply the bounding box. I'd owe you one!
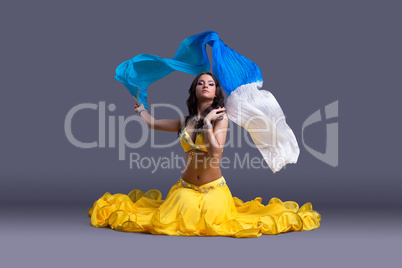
[180,149,222,186]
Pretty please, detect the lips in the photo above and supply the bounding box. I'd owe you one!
[202,90,209,93]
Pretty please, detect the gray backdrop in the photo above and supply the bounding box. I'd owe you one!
[1,1,401,267]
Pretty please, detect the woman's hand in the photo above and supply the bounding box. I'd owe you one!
[204,107,226,125]
[134,102,144,113]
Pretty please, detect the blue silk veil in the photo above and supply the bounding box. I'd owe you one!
[115,31,300,173]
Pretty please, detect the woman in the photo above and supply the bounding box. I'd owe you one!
[136,72,227,185]
[88,72,321,238]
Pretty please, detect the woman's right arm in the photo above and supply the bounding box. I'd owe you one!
[134,103,183,132]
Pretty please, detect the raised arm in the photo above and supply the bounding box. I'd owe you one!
[134,102,184,132]
[203,107,228,158]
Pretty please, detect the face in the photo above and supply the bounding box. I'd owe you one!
[195,74,216,101]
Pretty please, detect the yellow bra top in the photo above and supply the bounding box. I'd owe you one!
[180,126,224,153]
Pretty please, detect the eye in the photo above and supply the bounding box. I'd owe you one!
[209,83,215,86]
[197,81,204,85]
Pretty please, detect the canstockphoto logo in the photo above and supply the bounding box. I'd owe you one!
[302,100,339,167]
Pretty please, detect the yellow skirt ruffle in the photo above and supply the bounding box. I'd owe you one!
[88,176,321,238]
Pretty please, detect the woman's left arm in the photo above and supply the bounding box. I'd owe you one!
[203,112,228,158]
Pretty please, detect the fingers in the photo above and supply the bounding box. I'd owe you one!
[215,107,226,112]
[214,109,226,120]
[134,102,143,112]
[216,107,226,115]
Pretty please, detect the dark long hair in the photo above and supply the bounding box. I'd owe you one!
[178,72,225,137]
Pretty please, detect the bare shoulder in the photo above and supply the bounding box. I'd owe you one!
[212,114,228,146]
[179,116,186,129]
[213,113,229,130]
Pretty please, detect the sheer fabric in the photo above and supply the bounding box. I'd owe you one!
[115,31,299,173]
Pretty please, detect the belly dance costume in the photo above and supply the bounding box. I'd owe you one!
[88,127,321,238]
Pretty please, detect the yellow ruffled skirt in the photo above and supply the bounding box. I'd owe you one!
[88,176,321,238]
